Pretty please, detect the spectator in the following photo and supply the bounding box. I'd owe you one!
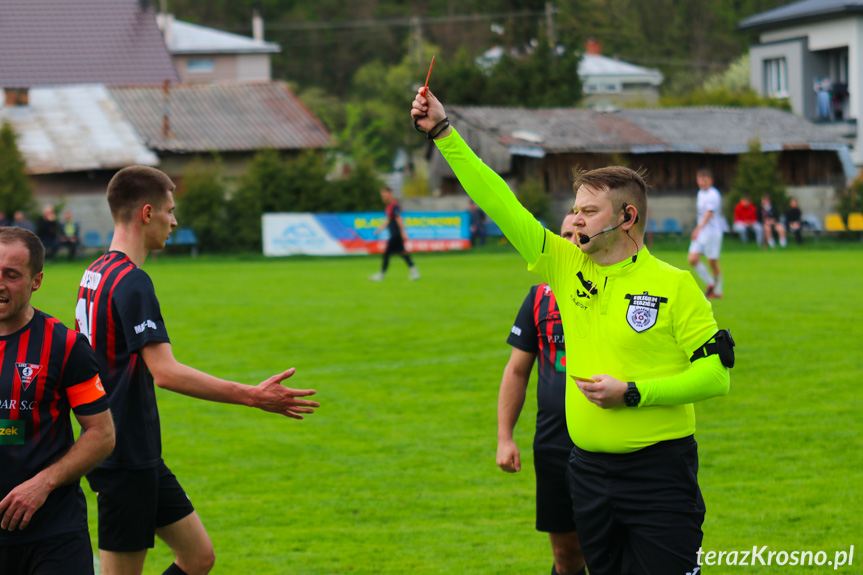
[785,198,803,245]
[36,205,61,259]
[60,210,81,260]
[732,195,763,245]
[11,210,34,232]
[0,210,9,227]
[759,194,787,248]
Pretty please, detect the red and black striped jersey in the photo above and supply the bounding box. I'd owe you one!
[506,284,574,452]
[76,251,170,469]
[0,309,108,543]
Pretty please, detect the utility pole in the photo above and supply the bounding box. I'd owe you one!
[545,2,557,45]
[410,16,423,70]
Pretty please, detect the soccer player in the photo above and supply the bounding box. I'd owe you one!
[369,186,420,281]
[497,210,585,575]
[0,227,114,575]
[688,168,724,299]
[412,90,731,575]
[75,166,320,575]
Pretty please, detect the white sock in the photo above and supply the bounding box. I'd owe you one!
[715,275,723,295]
[695,261,715,286]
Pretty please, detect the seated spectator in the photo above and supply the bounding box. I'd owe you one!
[759,194,787,248]
[60,210,81,260]
[468,199,487,247]
[11,210,34,232]
[36,204,61,259]
[0,210,8,227]
[732,195,763,245]
[785,198,803,245]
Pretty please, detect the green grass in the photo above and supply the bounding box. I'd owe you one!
[36,239,862,574]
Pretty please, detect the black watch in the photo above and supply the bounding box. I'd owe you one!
[624,382,641,407]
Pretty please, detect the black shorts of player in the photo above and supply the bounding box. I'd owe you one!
[0,529,94,575]
[86,459,195,552]
[385,234,405,254]
[534,448,577,533]
[567,435,705,575]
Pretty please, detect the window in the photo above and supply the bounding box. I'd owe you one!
[187,59,215,74]
[764,58,788,98]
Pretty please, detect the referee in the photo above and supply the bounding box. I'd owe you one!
[497,211,584,575]
[413,90,732,575]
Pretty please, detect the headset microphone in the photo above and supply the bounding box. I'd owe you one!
[579,221,625,244]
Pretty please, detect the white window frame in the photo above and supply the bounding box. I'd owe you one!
[187,59,215,74]
[764,57,788,98]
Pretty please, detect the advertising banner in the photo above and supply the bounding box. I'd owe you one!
[262,211,471,256]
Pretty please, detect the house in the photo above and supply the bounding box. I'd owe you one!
[739,0,863,162]
[109,82,331,178]
[427,106,850,231]
[578,40,664,107]
[157,12,280,84]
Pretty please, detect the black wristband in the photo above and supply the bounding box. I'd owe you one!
[427,117,450,140]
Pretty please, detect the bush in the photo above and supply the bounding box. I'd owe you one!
[727,139,787,221]
[516,177,550,223]
[0,121,34,217]
[176,156,230,252]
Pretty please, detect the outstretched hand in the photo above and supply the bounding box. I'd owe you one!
[253,368,320,419]
[411,88,447,134]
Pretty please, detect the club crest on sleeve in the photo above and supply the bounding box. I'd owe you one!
[624,292,668,333]
[16,363,43,391]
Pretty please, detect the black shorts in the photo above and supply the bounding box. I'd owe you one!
[385,234,405,254]
[0,529,93,575]
[534,448,577,533]
[568,436,705,575]
[86,460,195,552]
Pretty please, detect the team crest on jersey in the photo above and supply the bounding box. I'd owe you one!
[16,363,43,391]
[624,292,668,333]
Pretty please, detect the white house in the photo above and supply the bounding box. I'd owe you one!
[578,40,664,107]
[739,0,863,163]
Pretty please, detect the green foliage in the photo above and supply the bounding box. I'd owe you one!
[727,139,787,220]
[227,148,285,251]
[661,88,791,110]
[176,156,231,253]
[838,170,863,219]
[436,35,582,107]
[0,121,34,216]
[402,162,430,198]
[328,158,384,212]
[516,177,550,223]
[703,53,751,93]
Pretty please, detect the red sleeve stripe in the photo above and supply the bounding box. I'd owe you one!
[66,375,106,408]
[39,317,60,432]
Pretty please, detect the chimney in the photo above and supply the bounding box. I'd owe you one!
[585,39,601,55]
[157,12,174,47]
[4,88,29,107]
[252,8,264,42]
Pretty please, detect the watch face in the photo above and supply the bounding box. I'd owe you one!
[625,387,640,407]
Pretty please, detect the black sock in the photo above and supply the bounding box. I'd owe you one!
[162,564,188,575]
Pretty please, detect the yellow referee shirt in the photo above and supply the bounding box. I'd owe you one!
[436,128,729,453]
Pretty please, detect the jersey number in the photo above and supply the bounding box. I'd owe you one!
[76,298,94,344]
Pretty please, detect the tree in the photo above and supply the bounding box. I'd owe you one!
[727,139,787,221]
[176,156,230,252]
[0,121,34,216]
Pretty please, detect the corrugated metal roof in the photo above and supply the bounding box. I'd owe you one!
[0,85,158,174]
[165,19,280,55]
[738,0,863,31]
[109,82,331,153]
[0,0,179,87]
[448,106,846,155]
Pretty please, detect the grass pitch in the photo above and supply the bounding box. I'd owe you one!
[36,239,861,574]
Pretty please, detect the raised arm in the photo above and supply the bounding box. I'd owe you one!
[141,342,320,419]
[411,89,548,266]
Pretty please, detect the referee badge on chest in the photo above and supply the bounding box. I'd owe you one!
[624,292,668,333]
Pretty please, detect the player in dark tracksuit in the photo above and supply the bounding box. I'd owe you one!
[497,212,585,575]
[370,187,420,281]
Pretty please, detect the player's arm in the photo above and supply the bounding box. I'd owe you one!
[411,89,547,266]
[395,213,409,243]
[140,342,319,419]
[497,347,536,473]
[0,408,114,531]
